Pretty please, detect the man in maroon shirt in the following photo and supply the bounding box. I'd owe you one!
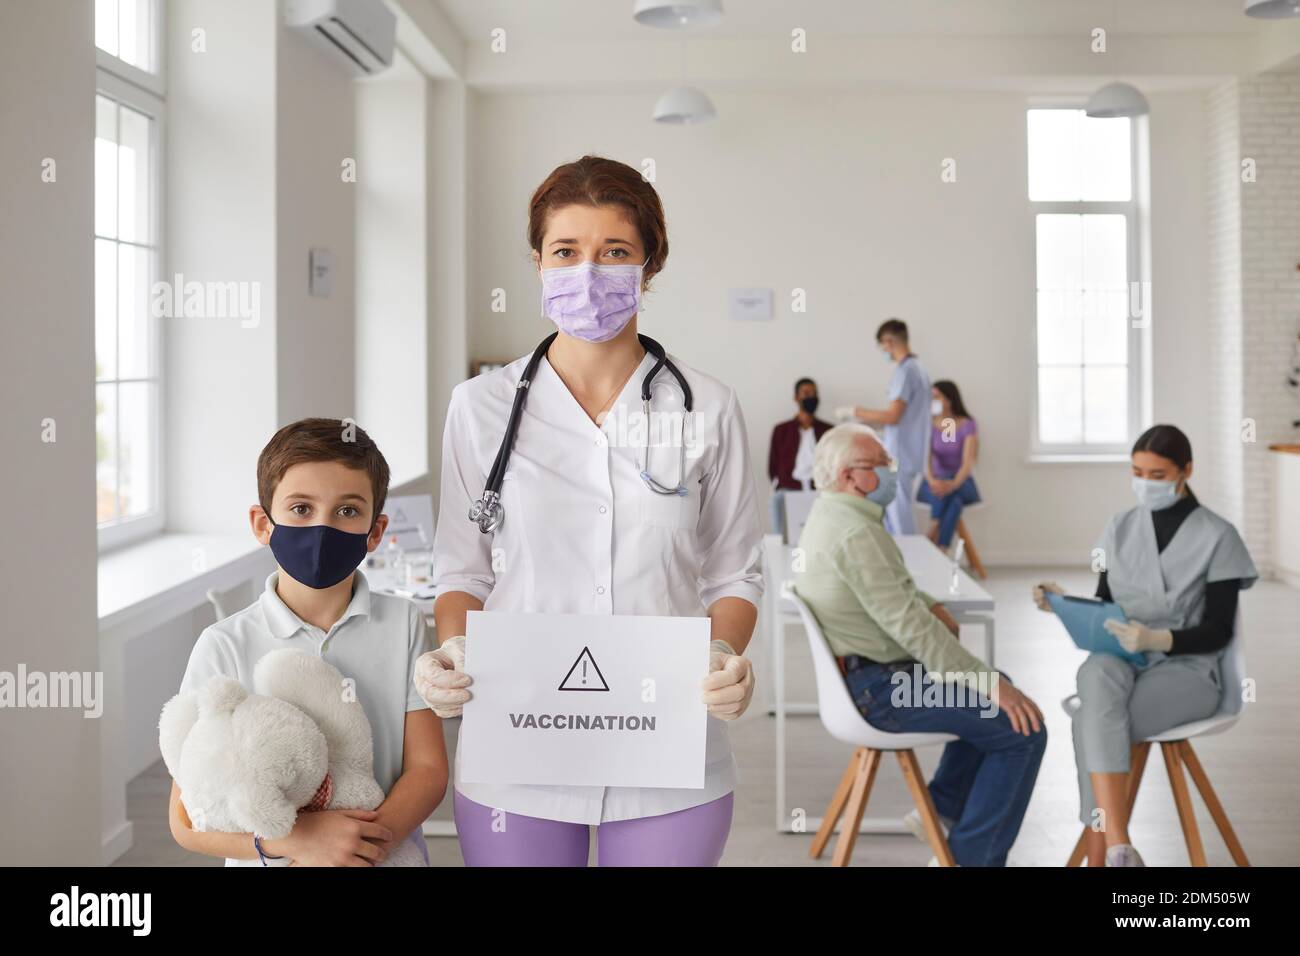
[768,377,833,534]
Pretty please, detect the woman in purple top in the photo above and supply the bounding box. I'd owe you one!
[916,380,981,547]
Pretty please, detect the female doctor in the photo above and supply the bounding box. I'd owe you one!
[414,155,764,866]
[1034,424,1256,867]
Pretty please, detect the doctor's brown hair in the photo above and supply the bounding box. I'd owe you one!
[256,418,391,522]
[527,155,668,290]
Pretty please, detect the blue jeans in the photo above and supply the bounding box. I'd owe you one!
[916,476,980,546]
[842,659,1046,867]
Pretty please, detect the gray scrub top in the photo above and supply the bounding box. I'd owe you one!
[883,355,931,475]
[1097,502,1257,666]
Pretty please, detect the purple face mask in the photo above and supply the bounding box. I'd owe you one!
[540,259,644,342]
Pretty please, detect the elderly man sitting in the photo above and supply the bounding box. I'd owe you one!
[793,422,1046,866]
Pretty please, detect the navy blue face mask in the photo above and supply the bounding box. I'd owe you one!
[268,522,372,590]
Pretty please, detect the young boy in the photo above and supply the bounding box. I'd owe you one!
[168,418,447,866]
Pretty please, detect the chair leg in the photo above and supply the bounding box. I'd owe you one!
[1066,829,1089,867]
[1125,742,1152,817]
[1067,742,1150,866]
[1161,741,1208,866]
[956,520,987,580]
[1180,740,1251,867]
[896,750,957,867]
[810,748,864,859]
[831,748,881,867]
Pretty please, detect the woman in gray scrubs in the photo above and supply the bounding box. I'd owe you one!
[1034,424,1257,867]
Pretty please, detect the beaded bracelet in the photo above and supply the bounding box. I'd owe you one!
[254,834,284,866]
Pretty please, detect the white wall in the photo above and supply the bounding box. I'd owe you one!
[356,50,429,485]
[1205,80,1246,534]
[166,0,279,535]
[0,0,103,865]
[276,17,358,426]
[1203,73,1300,572]
[1239,74,1300,571]
[167,0,361,532]
[467,88,1213,564]
[1149,93,1213,500]
[422,78,471,506]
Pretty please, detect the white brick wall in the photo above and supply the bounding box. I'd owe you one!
[1204,76,1300,576]
[1240,75,1300,575]
[1205,79,1244,531]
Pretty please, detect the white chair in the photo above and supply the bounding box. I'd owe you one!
[911,474,987,579]
[206,580,255,622]
[781,489,818,545]
[1060,616,1250,867]
[782,582,959,866]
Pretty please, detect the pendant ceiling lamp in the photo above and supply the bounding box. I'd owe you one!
[1244,0,1300,18]
[1085,2,1148,119]
[633,0,724,30]
[635,2,722,123]
[652,85,717,124]
[1085,81,1150,118]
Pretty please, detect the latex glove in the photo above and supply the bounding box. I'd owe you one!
[1032,581,1064,612]
[701,640,754,721]
[1103,618,1173,654]
[413,636,472,718]
[833,405,856,422]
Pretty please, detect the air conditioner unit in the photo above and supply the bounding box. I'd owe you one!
[284,0,396,76]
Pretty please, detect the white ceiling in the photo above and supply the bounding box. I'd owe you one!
[433,0,1274,42]
[415,0,1300,92]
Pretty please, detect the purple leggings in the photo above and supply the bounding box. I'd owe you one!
[453,789,734,867]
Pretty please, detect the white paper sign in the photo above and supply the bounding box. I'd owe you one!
[728,287,773,322]
[459,611,710,789]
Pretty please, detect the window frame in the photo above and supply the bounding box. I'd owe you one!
[1027,104,1145,460]
[96,1,166,552]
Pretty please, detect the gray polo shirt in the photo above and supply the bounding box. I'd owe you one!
[178,570,430,864]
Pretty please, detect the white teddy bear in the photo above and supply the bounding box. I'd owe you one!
[159,648,426,867]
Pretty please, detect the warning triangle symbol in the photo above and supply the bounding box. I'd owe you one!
[558,646,610,692]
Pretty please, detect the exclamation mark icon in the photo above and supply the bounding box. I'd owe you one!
[559,647,608,691]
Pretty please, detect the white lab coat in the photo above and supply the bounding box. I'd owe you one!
[432,345,765,824]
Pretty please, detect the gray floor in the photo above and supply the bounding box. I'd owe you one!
[116,568,1300,867]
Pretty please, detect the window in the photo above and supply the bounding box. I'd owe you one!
[95,0,158,74]
[1028,108,1142,456]
[96,0,164,549]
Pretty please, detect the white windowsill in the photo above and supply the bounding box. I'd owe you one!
[98,531,274,636]
[1025,453,1130,464]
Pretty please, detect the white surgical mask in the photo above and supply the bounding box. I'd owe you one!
[1132,476,1179,511]
[931,399,943,416]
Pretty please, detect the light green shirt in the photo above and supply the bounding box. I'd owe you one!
[793,491,993,681]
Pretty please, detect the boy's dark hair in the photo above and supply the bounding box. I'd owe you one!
[876,318,909,343]
[794,377,817,395]
[257,418,390,522]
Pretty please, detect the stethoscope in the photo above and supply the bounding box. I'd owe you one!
[469,331,695,534]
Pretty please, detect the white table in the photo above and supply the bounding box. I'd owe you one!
[362,557,437,619]
[762,533,996,834]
